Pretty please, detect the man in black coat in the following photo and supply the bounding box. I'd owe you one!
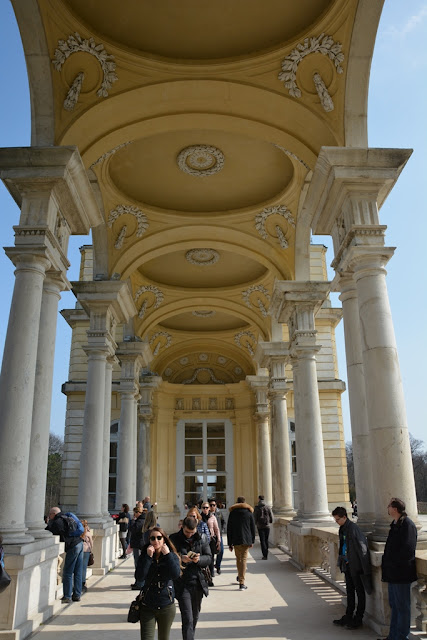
[254,495,273,560]
[381,497,417,640]
[227,496,255,590]
[332,506,372,629]
[170,516,211,640]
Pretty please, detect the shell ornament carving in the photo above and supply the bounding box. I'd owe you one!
[177,145,224,177]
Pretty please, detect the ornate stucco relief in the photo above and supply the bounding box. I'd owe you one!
[177,145,224,177]
[185,249,219,266]
[234,330,257,357]
[182,368,225,385]
[278,33,344,112]
[192,310,216,318]
[255,205,295,249]
[274,145,311,171]
[242,284,270,317]
[149,331,172,356]
[90,141,134,169]
[134,285,164,319]
[52,32,118,110]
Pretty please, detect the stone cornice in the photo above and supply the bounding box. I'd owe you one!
[270,280,330,324]
[255,340,289,368]
[72,280,137,325]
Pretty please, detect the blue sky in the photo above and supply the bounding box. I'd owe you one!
[0,2,426,444]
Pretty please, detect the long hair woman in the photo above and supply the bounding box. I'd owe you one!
[117,503,130,559]
[201,502,220,584]
[187,506,210,541]
[141,510,158,546]
[135,526,181,640]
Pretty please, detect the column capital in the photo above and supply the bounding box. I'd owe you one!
[139,375,162,417]
[336,245,395,277]
[116,341,152,393]
[246,374,270,415]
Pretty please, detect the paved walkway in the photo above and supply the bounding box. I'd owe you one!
[30,542,380,640]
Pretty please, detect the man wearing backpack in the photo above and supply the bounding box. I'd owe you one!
[46,507,84,603]
[254,495,273,560]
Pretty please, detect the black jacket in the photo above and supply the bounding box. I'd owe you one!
[382,515,417,584]
[254,501,273,529]
[46,513,82,552]
[129,513,146,548]
[227,502,256,546]
[169,529,211,597]
[135,548,181,609]
[337,518,372,594]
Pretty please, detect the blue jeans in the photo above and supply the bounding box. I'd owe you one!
[388,583,412,640]
[63,541,84,599]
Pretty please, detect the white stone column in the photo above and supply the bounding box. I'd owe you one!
[290,356,305,516]
[137,376,161,500]
[270,382,295,515]
[351,250,418,539]
[247,376,273,506]
[101,356,115,517]
[132,394,139,501]
[270,282,333,525]
[26,273,65,538]
[0,254,50,542]
[337,275,375,531]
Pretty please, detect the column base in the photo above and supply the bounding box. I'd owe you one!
[0,537,62,640]
[90,521,120,573]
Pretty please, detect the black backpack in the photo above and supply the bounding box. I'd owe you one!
[258,506,270,527]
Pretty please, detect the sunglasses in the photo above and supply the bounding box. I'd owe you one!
[150,535,163,541]
[202,506,210,509]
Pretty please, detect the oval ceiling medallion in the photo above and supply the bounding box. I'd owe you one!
[192,310,216,317]
[185,248,219,266]
[177,145,224,178]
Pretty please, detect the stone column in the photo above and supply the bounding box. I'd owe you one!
[255,342,294,515]
[115,342,152,510]
[0,253,50,542]
[270,282,332,525]
[247,376,273,506]
[137,376,162,500]
[290,356,305,516]
[307,146,419,540]
[101,356,115,518]
[336,274,375,531]
[26,273,66,538]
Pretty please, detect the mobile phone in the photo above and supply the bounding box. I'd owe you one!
[187,550,197,558]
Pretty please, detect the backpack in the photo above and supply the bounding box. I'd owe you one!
[258,505,270,527]
[62,512,84,537]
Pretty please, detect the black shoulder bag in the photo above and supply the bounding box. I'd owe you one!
[127,570,156,623]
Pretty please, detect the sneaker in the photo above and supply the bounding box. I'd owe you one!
[333,616,349,626]
[345,619,363,630]
[61,597,72,604]
[216,568,221,575]
[239,584,248,590]
[72,595,81,602]
[262,556,268,560]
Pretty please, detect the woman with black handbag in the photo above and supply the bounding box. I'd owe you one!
[134,526,181,640]
[200,502,220,585]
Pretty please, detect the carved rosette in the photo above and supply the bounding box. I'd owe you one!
[149,331,172,357]
[52,32,118,109]
[278,33,344,112]
[186,249,219,266]
[255,205,295,249]
[177,145,224,177]
[242,284,271,317]
[234,330,257,357]
[134,285,164,319]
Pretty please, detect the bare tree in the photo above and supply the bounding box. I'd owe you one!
[45,433,64,514]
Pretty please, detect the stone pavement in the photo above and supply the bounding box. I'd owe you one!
[29,542,380,640]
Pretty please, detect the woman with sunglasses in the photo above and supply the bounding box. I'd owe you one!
[200,503,220,585]
[135,527,181,640]
[186,507,210,542]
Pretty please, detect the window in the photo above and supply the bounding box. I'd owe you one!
[109,422,119,511]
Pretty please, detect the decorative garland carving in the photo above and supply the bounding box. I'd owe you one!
[313,72,334,112]
[108,205,148,241]
[90,141,134,169]
[255,205,295,249]
[149,331,172,357]
[192,310,216,318]
[234,330,257,357]
[278,33,344,98]
[242,284,271,317]
[186,249,219,266]
[52,32,118,109]
[182,368,225,385]
[134,285,164,319]
[63,72,85,111]
[177,145,224,177]
[114,225,127,250]
[274,145,311,171]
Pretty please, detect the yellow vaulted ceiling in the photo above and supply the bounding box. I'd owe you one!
[29,0,365,380]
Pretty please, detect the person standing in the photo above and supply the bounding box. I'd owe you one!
[253,495,273,560]
[117,503,130,559]
[170,516,211,640]
[135,527,181,640]
[129,505,146,589]
[332,506,372,629]
[201,502,220,584]
[46,507,84,603]
[227,496,255,590]
[187,507,210,541]
[381,498,417,640]
[209,499,224,575]
[80,519,93,594]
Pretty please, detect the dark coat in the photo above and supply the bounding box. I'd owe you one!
[382,515,417,584]
[227,502,256,546]
[337,518,372,594]
[135,548,181,609]
[129,513,146,548]
[169,529,211,597]
[45,512,81,551]
[254,501,273,529]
